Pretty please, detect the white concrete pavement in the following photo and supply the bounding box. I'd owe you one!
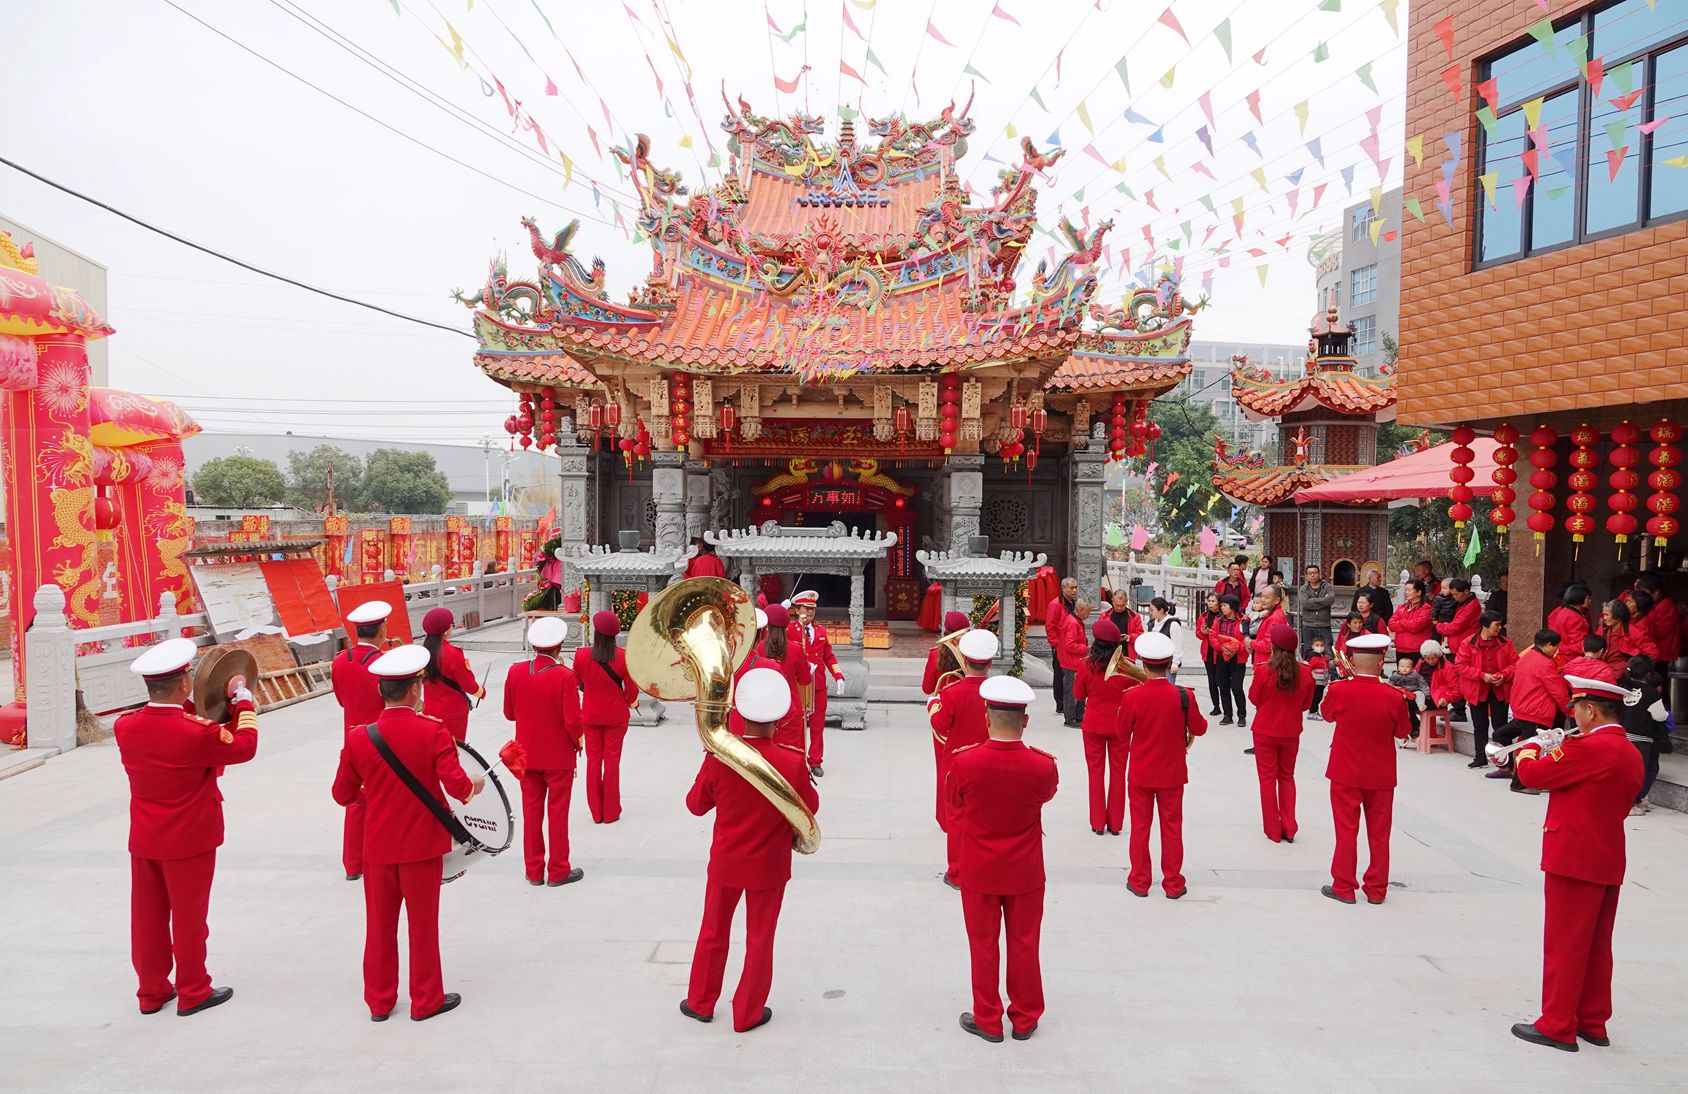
[3,650,1688,1093]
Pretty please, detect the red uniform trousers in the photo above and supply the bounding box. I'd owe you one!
[686,880,786,1032]
[521,768,573,882]
[1127,785,1186,896]
[806,686,827,767]
[1252,735,1300,842]
[130,849,217,1011]
[932,736,945,828]
[960,887,1045,1039]
[1329,781,1393,902]
[1081,732,1128,832]
[1536,873,1621,1043]
[582,723,627,824]
[342,796,365,876]
[362,857,444,1019]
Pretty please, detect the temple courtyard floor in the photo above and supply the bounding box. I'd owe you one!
[3,651,1688,1093]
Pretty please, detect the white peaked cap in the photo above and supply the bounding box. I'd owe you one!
[979,675,1035,708]
[1346,633,1392,653]
[735,666,792,723]
[755,608,769,631]
[130,637,197,678]
[346,600,393,624]
[1135,631,1175,663]
[1565,675,1629,701]
[958,629,1000,663]
[528,616,569,649]
[370,644,429,678]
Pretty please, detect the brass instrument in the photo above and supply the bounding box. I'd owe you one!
[1104,645,1150,683]
[931,626,969,694]
[625,577,820,854]
[1334,647,1355,678]
[1486,726,1576,765]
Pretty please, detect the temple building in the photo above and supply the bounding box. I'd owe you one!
[1211,299,1397,582]
[461,99,1201,617]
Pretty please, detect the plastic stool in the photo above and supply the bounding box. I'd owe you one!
[1418,707,1454,754]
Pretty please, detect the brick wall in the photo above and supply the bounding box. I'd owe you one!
[1400,0,1688,424]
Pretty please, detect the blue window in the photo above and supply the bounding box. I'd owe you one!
[1475,0,1688,267]
[1351,316,1377,356]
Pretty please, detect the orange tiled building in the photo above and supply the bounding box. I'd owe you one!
[1401,0,1688,630]
[462,100,1200,614]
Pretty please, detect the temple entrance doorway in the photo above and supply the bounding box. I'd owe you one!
[794,512,877,610]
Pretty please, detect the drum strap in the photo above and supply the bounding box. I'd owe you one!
[594,655,625,692]
[365,722,472,846]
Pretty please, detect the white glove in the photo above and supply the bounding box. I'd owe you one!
[232,687,254,705]
[834,674,844,696]
[1648,699,1667,722]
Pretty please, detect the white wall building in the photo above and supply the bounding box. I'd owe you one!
[1173,340,1309,454]
[1310,188,1403,375]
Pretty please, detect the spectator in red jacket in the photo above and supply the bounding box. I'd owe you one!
[1546,584,1592,668]
[1045,577,1079,719]
[1486,629,1569,786]
[1214,562,1248,607]
[1458,612,1517,770]
[1388,579,1434,666]
[1195,592,1225,717]
[1561,635,1620,684]
[1248,586,1290,670]
[1634,573,1680,664]
[1599,598,1657,666]
[1434,578,1482,652]
[1055,600,1094,727]
[1416,641,1461,714]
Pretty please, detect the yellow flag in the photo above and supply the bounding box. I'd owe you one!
[1231,196,1246,227]
[1256,265,1269,288]
[1005,122,1017,139]
[1478,171,1498,206]
[1370,185,1383,214]
[1370,217,1387,245]
[1154,155,1170,179]
[1404,134,1423,166]
[1294,100,1310,135]
[1160,66,1176,89]
[1077,100,1093,134]
[1251,166,1268,192]
[562,153,574,190]
[1523,96,1545,130]
[850,0,875,7]
[1111,159,1126,173]
[679,134,694,149]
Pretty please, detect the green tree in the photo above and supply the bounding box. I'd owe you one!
[287,445,363,512]
[1147,396,1227,534]
[193,455,286,507]
[360,448,452,513]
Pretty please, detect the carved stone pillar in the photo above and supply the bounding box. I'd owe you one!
[651,450,687,554]
[556,431,593,595]
[944,455,984,553]
[1068,445,1108,599]
[684,458,711,542]
[847,564,866,649]
[997,578,1017,672]
[24,584,77,752]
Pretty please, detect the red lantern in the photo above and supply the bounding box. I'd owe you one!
[1448,425,1476,527]
[604,399,623,429]
[1009,404,1028,430]
[1488,423,1519,539]
[1109,392,1128,462]
[938,373,962,455]
[1603,420,1642,549]
[1647,418,1681,550]
[1566,424,1599,557]
[894,404,911,436]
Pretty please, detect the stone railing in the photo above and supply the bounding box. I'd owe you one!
[23,565,539,755]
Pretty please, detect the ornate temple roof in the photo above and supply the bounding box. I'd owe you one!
[1209,460,1371,507]
[1228,302,1398,422]
[461,100,1200,402]
[706,522,898,560]
[916,548,1048,580]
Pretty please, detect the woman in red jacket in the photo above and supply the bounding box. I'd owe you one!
[571,610,640,823]
[1212,595,1250,727]
[421,607,483,741]
[1388,579,1434,667]
[1195,591,1224,716]
[1246,624,1314,843]
[1598,598,1656,666]
[1072,616,1132,835]
[1457,611,1518,770]
[758,603,812,753]
[1546,584,1591,666]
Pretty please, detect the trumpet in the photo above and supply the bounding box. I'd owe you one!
[1486,726,1575,765]
[626,576,820,854]
[1104,645,1150,683]
[931,625,970,694]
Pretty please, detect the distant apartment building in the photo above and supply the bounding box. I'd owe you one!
[1310,188,1403,375]
[1174,340,1309,453]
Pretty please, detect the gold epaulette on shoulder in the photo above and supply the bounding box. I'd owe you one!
[950,742,982,756]
[187,714,217,727]
[419,713,445,723]
[776,742,806,755]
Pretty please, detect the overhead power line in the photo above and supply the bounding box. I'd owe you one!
[0,154,473,339]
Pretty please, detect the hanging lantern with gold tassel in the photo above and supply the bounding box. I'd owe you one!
[1646,418,1681,558]
[1606,420,1642,555]
[1489,423,1518,542]
[1565,423,1600,559]
[1525,424,1558,556]
[1448,425,1476,534]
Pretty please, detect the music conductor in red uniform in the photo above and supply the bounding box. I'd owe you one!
[504,616,585,886]
[789,589,844,778]
[948,675,1058,1043]
[1319,632,1412,905]
[333,599,391,881]
[1115,631,1208,898]
[930,628,999,890]
[332,644,483,1021]
[681,666,820,1033]
[116,638,259,1016]
[1509,675,1644,1052]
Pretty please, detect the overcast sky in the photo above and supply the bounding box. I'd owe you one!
[0,0,1405,447]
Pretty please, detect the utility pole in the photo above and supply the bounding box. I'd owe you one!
[479,435,493,512]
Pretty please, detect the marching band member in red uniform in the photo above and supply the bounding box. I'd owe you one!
[503,617,584,886]
[924,611,971,826]
[757,603,811,758]
[1071,617,1132,835]
[333,600,392,881]
[930,630,999,890]
[572,611,640,824]
[1320,633,1411,905]
[420,608,482,742]
[727,609,774,738]
[1247,624,1314,843]
[948,675,1057,1043]
[332,645,481,1022]
[1510,676,1644,1052]
[1116,632,1207,898]
[117,638,259,1016]
[790,590,844,777]
[681,667,819,1033]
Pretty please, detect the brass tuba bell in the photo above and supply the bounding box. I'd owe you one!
[1104,644,1150,683]
[625,577,821,854]
[930,625,970,694]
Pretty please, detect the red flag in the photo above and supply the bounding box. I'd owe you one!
[766,9,782,33]
[1253,45,1269,64]
[1433,15,1454,60]
[774,66,809,93]
[925,19,956,46]
[840,58,866,83]
[1586,57,1605,100]
[1158,6,1189,43]
[1440,64,1461,98]
[544,76,558,96]
[1476,77,1498,111]
[841,3,866,39]
[991,3,1021,27]
[1198,90,1214,129]
[1246,89,1262,123]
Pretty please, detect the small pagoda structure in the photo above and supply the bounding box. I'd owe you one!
[1210,297,1397,583]
[461,97,1202,615]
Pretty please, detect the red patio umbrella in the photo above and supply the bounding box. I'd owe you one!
[1293,438,1501,505]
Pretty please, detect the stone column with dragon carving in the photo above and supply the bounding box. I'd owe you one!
[684,458,710,543]
[555,426,593,598]
[943,455,984,554]
[650,450,687,554]
[1068,427,1109,602]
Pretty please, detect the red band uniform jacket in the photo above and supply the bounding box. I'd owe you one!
[945,740,1058,893]
[503,654,583,770]
[1321,676,1413,787]
[1516,725,1643,885]
[687,740,819,889]
[1116,678,1208,786]
[421,641,482,741]
[117,700,261,860]
[571,646,639,726]
[332,644,386,732]
[332,707,474,864]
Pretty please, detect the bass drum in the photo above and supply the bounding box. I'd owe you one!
[442,740,513,883]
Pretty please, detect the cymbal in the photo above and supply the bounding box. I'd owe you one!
[193,646,259,723]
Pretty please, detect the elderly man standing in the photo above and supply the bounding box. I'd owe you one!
[1296,564,1335,657]
[1044,576,1078,719]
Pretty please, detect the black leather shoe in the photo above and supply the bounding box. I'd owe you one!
[810,765,824,778]
[412,993,461,1022]
[739,1006,773,1032]
[1011,1022,1038,1041]
[1237,721,1247,730]
[1127,885,1149,898]
[370,1011,391,1023]
[679,999,712,1023]
[1467,758,1488,769]
[1366,895,1384,905]
[178,987,233,1016]
[943,875,961,891]
[527,878,544,887]
[1208,707,1221,716]
[1283,835,1295,844]
[1107,828,1121,836]
[1484,769,1511,779]
[1219,717,1233,726]
[1577,1030,1610,1047]
[1511,1022,1576,1051]
[1166,889,1187,900]
[547,867,585,886]
[345,873,362,881]
[1092,827,1104,835]
[140,990,176,1015]
[1321,885,1356,905]
[1243,747,1255,755]
[960,1012,1003,1043]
